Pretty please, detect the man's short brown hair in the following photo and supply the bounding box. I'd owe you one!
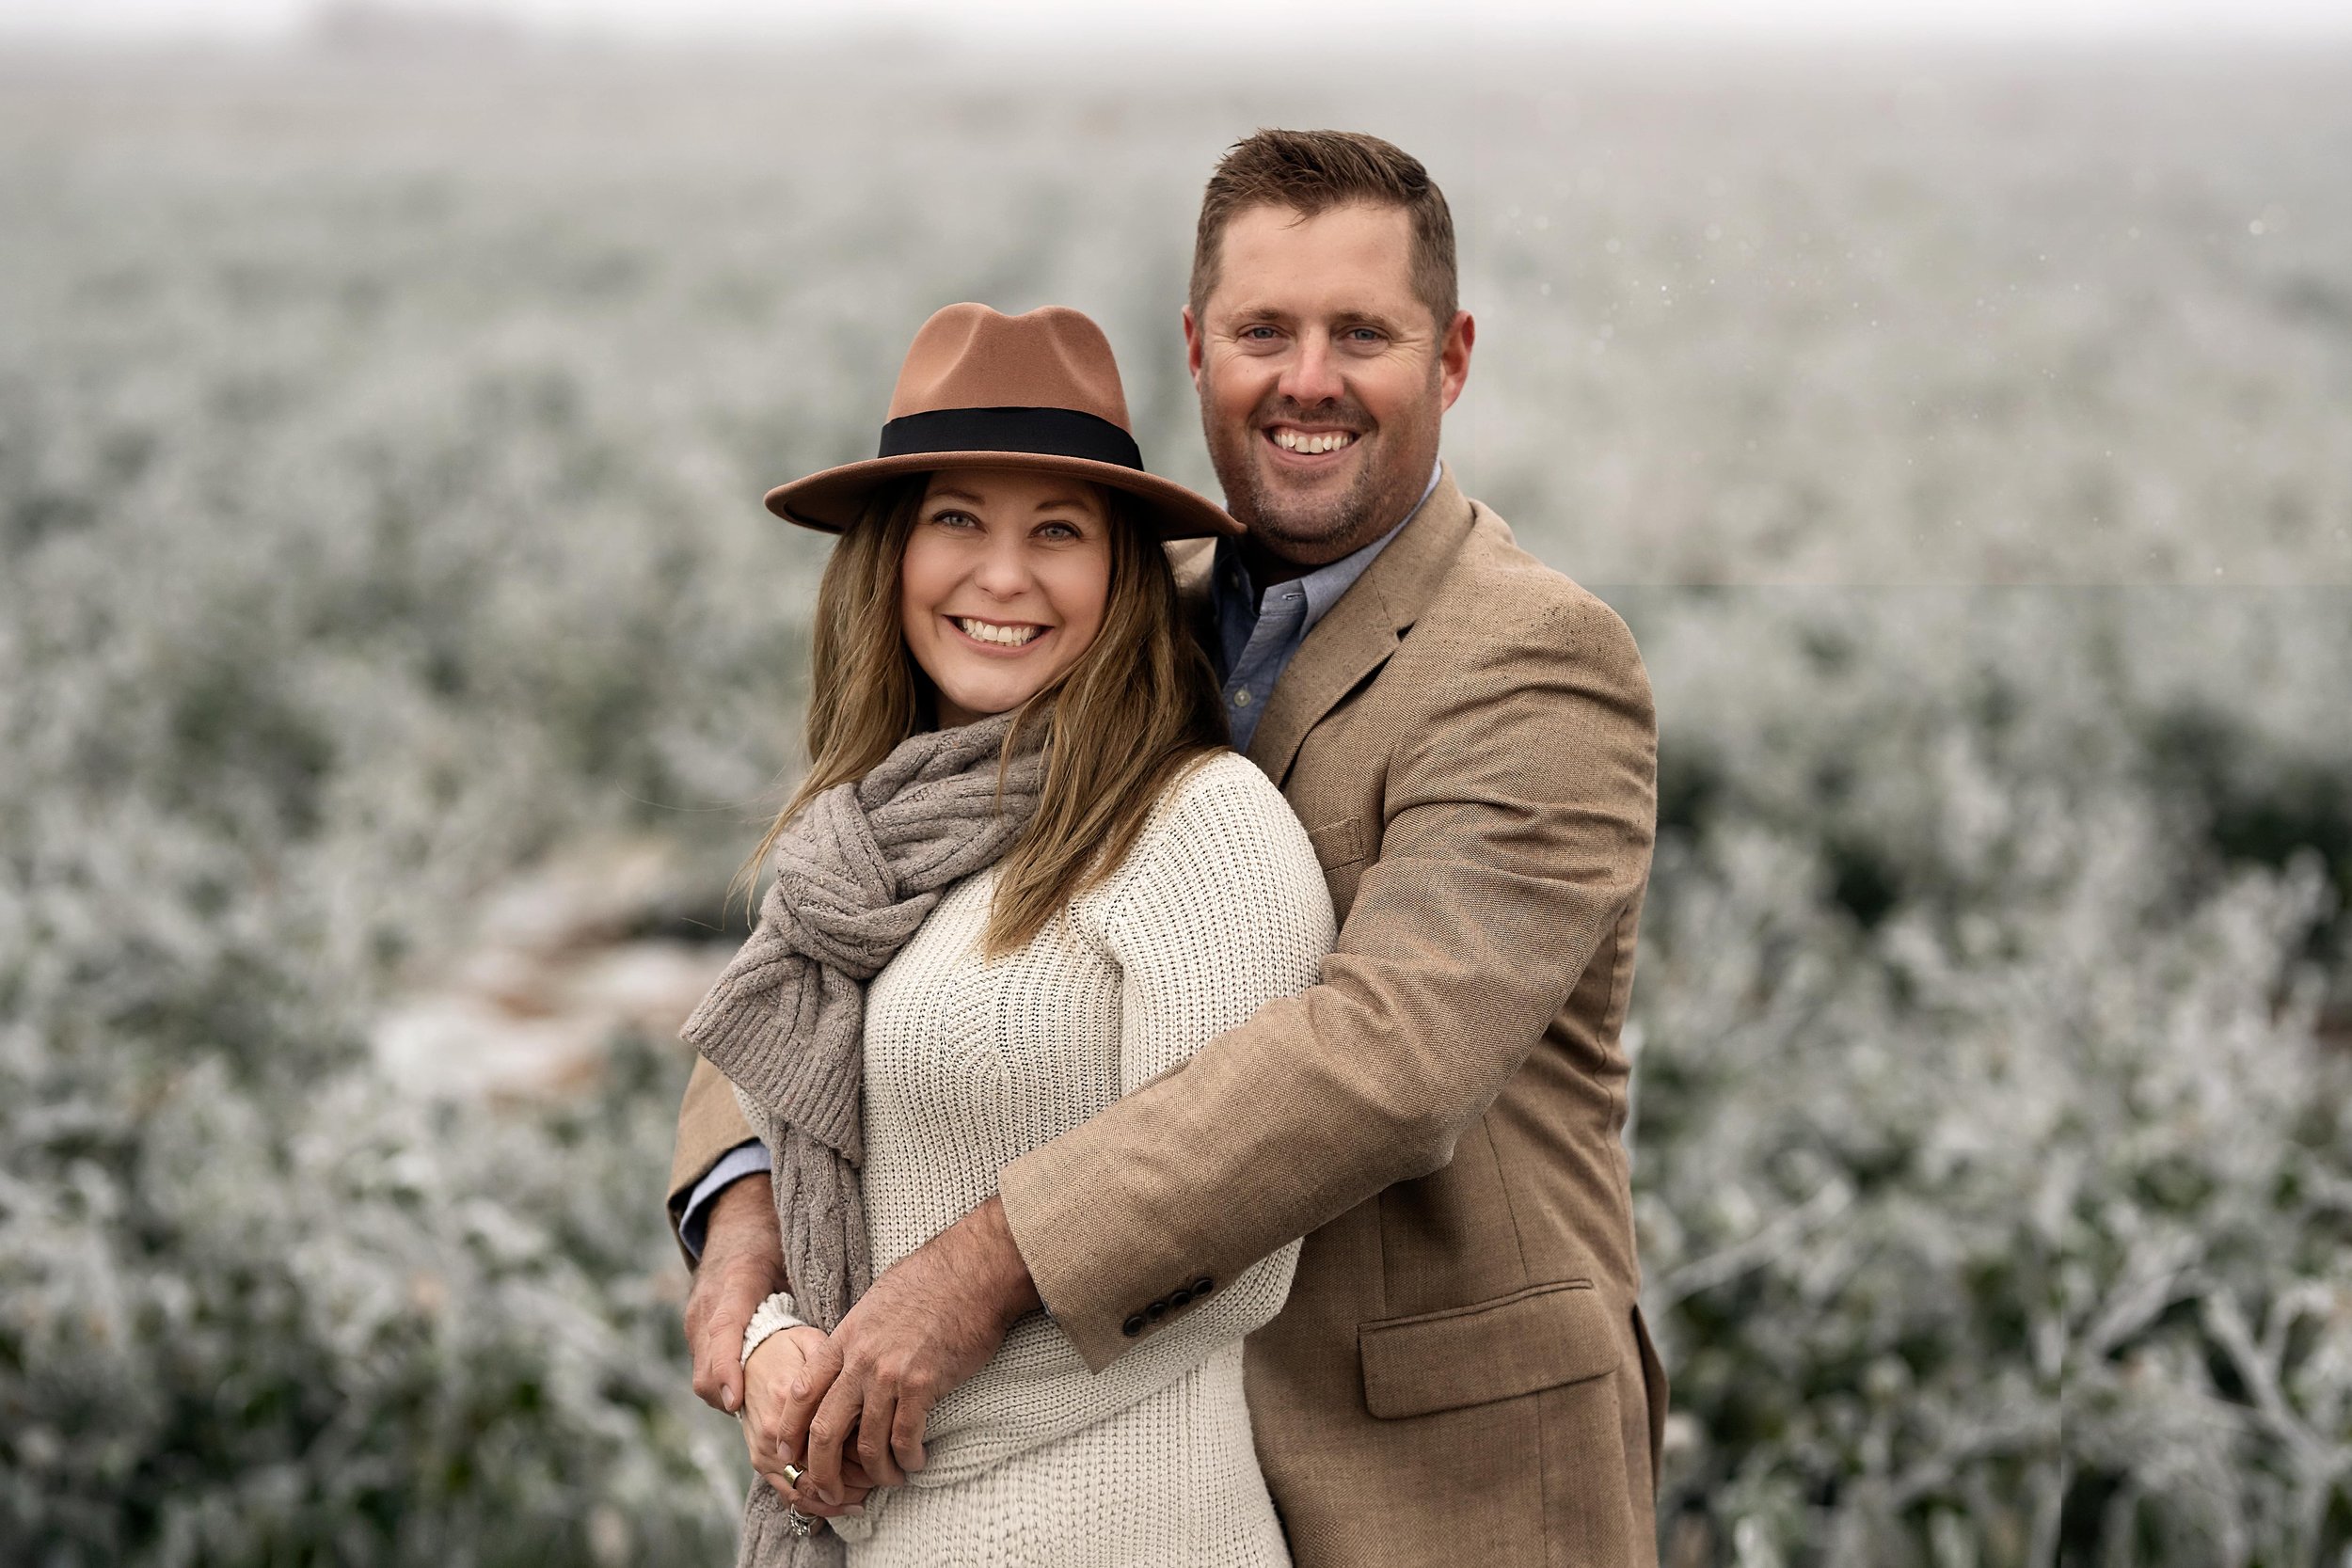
[1189,129,1458,332]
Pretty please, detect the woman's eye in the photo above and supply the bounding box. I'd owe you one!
[930,509,979,529]
[1037,520,1081,541]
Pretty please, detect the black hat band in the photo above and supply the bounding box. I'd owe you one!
[877,406,1143,471]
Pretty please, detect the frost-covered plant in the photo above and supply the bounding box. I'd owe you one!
[1629,590,2352,1566]
[1,1024,742,1567]
[0,673,746,1562]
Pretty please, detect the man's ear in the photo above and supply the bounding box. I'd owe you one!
[1438,310,1475,411]
[1182,305,1204,389]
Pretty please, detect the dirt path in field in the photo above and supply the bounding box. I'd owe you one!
[371,837,735,1101]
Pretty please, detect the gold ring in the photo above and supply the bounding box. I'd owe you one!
[781,1463,806,1488]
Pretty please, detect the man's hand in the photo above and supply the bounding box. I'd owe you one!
[742,1325,871,1520]
[684,1172,787,1415]
[793,1196,1041,1502]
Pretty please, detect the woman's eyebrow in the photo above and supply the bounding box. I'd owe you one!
[927,487,984,505]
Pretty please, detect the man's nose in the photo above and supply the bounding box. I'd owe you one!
[1277,333,1345,408]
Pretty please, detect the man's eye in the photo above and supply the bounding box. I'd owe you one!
[1239,325,1280,342]
[1344,327,1383,344]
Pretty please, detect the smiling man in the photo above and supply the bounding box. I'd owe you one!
[1195,197,1459,573]
[672,130,1665,1566]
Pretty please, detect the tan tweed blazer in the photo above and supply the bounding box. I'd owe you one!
[669,468,1663,1567]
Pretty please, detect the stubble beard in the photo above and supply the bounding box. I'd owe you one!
[1200,378,1442,569]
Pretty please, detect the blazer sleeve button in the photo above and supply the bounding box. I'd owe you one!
[1121,1314,1146,1338]
[1191,1276,1215,1296]
[1169,1288,1194,1308]
[1146,1299,1168,1320]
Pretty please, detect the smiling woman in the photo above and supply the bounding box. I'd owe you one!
[898,468,1113,727]
[675,303,1336,1564]
[731,304,1248,956]
[770,452,1231,958]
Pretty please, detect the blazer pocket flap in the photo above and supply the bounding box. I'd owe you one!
[1359,1280,1618,1419]
[1307,814,1368,867]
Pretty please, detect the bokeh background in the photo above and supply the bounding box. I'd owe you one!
[5,3,2350,1563]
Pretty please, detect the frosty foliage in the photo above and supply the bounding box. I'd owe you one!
[3,43,2349,1568]
[1629,588,2352,1565]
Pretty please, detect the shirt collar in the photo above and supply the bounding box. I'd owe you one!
[1216,457,1443,634]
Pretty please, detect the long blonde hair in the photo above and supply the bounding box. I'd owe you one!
[729,475,1229,954]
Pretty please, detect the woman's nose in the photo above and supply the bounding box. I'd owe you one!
[969,535,1033,597]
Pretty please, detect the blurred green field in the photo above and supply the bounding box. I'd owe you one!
[4,41,2350,1566]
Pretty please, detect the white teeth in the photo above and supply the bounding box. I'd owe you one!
[955,618,1041,646]
[1273,429,1355,453]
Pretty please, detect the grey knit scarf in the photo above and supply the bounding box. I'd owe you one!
[682,710,1046,1568]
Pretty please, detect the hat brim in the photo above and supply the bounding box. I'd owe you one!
[765,451,1241,541]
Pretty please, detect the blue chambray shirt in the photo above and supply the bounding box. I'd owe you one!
[676,459,1446,1256]
[1209,458,1442,752]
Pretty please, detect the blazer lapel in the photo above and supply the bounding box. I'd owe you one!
[1247,467,1476,787]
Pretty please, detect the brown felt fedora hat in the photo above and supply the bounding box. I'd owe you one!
[765,303,1239,540]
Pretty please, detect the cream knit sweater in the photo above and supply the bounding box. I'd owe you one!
[834,751,1334,1568]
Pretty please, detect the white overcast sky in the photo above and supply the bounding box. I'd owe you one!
[8,0,2351,44]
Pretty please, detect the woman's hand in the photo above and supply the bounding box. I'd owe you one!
[742,1325,874,1520]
